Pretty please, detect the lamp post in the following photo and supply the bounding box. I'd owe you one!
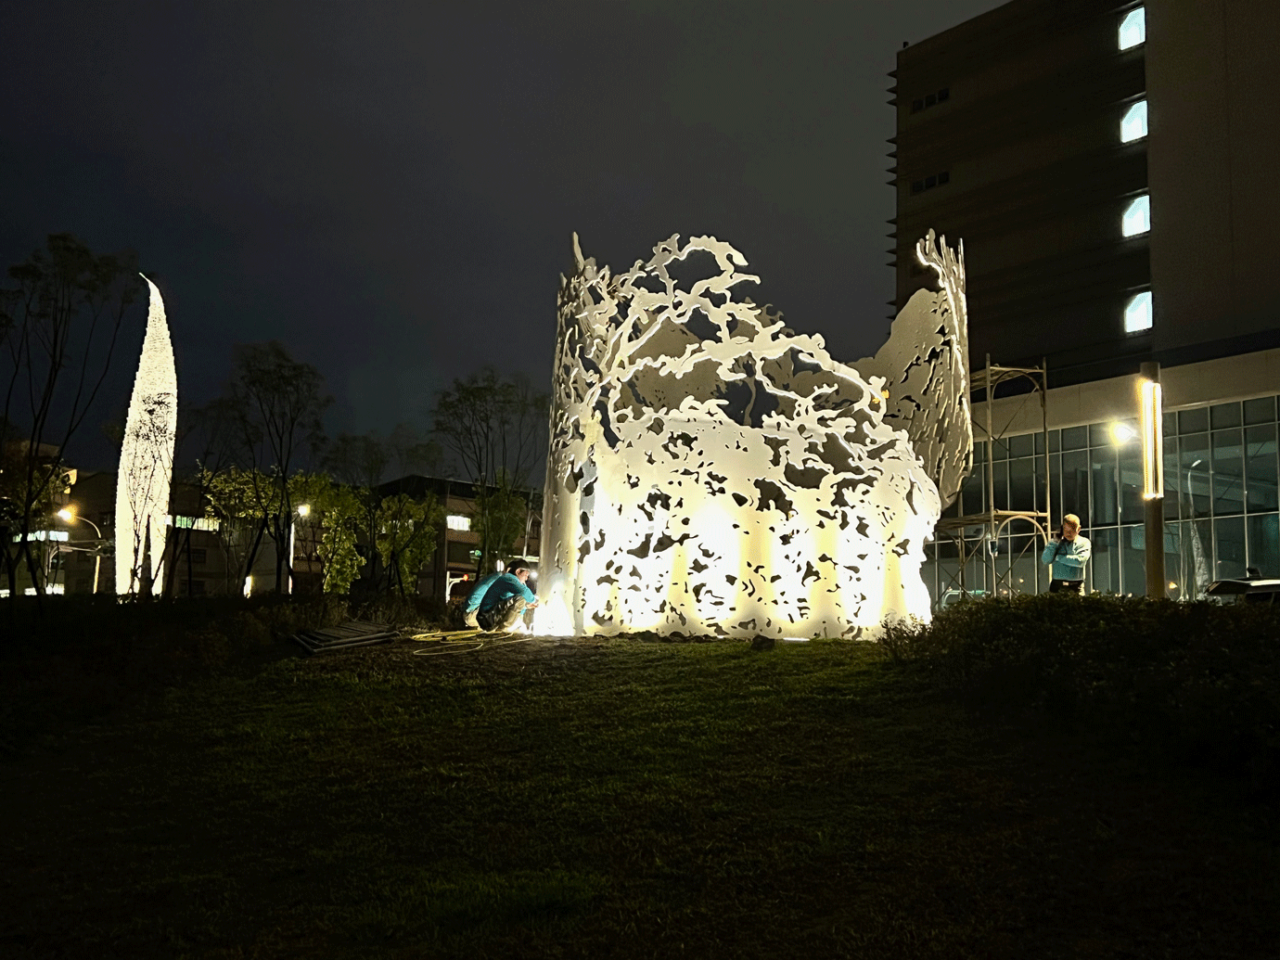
[1139,362,1165,598]
[57,507,104,595]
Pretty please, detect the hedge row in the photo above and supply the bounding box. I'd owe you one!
[880,594,1280,787]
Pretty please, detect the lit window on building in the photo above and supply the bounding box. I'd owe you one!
[1125,290,1153,333]
[1120,100,1148,142]
[1122,194,1150,237]
[1119,7,1145,50]
[447,514,471,532]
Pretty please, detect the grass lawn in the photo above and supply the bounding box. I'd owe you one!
[3,635,1277,959]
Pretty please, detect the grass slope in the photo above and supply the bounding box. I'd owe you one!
[3,637,1277,959]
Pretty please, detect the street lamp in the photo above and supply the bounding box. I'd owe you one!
[57,507,104,594]
[1139,363,1165,597]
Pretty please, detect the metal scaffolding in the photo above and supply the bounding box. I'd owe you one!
[932,355,1051,603]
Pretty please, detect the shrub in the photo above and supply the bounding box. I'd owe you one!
[880,595,1280,788]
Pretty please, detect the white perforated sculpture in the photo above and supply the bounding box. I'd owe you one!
[535,231,969,639]
[114,277,177,596]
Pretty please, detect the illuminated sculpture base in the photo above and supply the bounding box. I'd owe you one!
[535,232,969,639]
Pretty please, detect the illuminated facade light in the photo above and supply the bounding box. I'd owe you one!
[1125,291,1153,333]
[1140,379,1164,499]
[1120,100,1148,142]
[447,514,471,532]
[1119,7,1145,50]
[1122,195,1151,237]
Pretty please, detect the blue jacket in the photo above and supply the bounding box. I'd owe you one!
[1041,534,1091,581]
[465,572,536,614]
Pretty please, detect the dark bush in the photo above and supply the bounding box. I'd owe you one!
[0,592,451,757]
[880,594,1280,787]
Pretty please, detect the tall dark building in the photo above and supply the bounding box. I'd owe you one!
[893,0,1280,598]
[891,0,1280,385]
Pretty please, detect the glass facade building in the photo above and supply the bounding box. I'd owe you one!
[926,396,1280,602]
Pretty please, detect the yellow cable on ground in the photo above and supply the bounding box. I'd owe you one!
[408,630,534,656]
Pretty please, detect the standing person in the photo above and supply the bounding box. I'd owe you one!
[1042,513,1091,594]
[463,558,539,631]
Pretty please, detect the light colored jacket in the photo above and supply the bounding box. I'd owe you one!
[1041,534,1091,581]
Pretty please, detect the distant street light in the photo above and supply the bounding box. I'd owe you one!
[56,506,104,594]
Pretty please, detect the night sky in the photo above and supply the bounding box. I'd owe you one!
[1,0,1005,468]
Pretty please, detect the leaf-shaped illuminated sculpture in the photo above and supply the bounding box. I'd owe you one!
[534,231,971,639]
[114,277,177,595]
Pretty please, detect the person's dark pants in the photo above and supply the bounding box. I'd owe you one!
[1049,579,1084,595]
[477,596,527,632]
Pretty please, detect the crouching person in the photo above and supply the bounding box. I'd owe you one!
[463,558,539,632]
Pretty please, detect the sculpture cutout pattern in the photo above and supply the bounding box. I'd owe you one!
[535,231,970,639]
[114,277,177,596]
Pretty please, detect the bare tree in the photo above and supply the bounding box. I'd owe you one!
[226,341,331,593]
[432,369,547,573]
[0,234,142,603]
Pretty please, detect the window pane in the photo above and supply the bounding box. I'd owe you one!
[1010,434,1033,459]
[1245,424,1278,513]
[1244,396,1276,425]
[1120,100,1148,142]
[1179,433,1211,517]
[1119,7,1146,50]
[1049,429,1061,453]
[1211,428,1245,516]
[1118,444,1144,524]
[1163,410,1177,438]
[1162,435,1180,521]
[1122,525,1146,596]
[1211,401,1242,429]
[992,459,1009,510]
[1049,453,1062,522]
[1179,407,1209,434]
[960,471,985,515]
[1124,291,1152,332]
[1215,515,1246,579]
[1061,450,1089,526]
[1089,422,1113,448]
[1122,195,1151,237]
[1090,445,1118,526]
[1248,514,1280,578]
[1061,426,1088,451]
[1090,527,1120,595]
[1034,432,1046,456]
[1009,457,1036,512]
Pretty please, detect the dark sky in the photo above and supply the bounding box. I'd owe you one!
[1,0,1004,466]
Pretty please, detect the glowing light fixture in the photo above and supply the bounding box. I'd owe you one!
[1125,291,1153,333]
[1110,422,1138,444]
[296,502,311,518]
[1122,195,1151,237]
[1140,378,1163,499]
[1119,7,1145,50]
[57,508,74,522]
[447,514,471,532]
[1120,100,1148,142]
